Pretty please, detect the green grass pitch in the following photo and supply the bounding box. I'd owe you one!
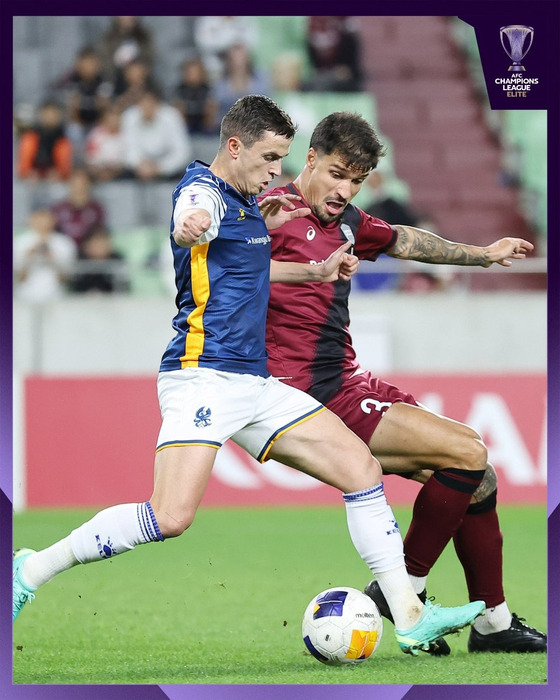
[13,504,547,685]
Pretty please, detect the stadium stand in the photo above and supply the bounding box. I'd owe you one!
[358,15,545,291]
[13,16,546,294]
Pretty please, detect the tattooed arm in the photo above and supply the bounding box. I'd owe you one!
[386,225,534,267]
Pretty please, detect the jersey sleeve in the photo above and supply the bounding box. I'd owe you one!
[354,210,398,261]
[173,178,227,244]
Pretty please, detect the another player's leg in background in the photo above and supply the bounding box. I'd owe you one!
[13,445,217,621]
[367,403,546,652]
[452,465,546,651]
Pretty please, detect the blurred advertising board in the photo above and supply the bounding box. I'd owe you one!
[22,374,546,508]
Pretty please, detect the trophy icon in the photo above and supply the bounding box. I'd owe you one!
[500,25,534,72]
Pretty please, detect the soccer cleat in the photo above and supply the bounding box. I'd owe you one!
[364,579,451,655]
[468,613,547,653]
[13,549,37,621]
[395,598,485,656]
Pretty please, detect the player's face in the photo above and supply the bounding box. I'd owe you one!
[304,150,370,224]
[236,131,292,197]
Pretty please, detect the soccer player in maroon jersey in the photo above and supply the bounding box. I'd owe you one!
[264,112,546,653]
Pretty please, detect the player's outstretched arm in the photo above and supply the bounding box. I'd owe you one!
[387,226,534,267]
[270,242,358,283]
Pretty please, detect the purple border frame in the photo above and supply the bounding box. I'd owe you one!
[2,2,558,698]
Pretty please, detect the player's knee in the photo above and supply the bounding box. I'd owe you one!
[344,453,382,492]
[152,506,196,539]
[450,427,488,471]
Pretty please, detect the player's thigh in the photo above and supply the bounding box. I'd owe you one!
[269,408,382,493]
[150,444,217,537]
[369,402,487,474]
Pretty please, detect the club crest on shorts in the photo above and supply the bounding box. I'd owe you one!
[194,406,212,428]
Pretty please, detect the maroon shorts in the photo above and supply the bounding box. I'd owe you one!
[325,370,418,445]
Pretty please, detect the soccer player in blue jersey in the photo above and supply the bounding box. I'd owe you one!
[14,96,486,656]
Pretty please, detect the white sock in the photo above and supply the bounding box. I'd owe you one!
[70,502,163,564]
[343,483,422,630]
[409,574,428,595]
[473,601,512,634]
[22,502,163,588]
[376,567,424,630]
[21,536,77,589]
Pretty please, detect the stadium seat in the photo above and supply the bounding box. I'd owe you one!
[93,182,140,229]
[13,180,33,228]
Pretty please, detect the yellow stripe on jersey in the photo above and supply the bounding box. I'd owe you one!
[181,242,210,368]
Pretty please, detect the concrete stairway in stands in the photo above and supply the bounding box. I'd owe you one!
[359,16,544,290]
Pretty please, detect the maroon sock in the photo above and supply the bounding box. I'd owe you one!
[453,490,505,607]
[404,468,486,577]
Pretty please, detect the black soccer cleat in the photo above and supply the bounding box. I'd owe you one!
[364,579,451,656]
[468,613,547,653]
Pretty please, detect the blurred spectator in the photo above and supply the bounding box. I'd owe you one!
[51,168,106,249]
[304,17,363,92]
[13,103,37,140]
[53,46,113,162]
[97,16,155,95]
[84,106,128,181]
[121,90,191,181]
[17,101,73,182]
[362,172,453,292]
[13,207,77,303]
[112,58,160,113]
[271,52,305,92]
[194,16,258,82]
[209,44,271,128]
[172,56,215,135]
[71,225,129,294]
[363,170,422,227]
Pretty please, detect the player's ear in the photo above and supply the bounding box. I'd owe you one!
[227,136,242,159]
[306,148,318,171]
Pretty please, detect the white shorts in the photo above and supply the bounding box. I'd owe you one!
[156,368,325,462]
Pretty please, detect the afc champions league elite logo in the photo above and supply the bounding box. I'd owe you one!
[500,25,534,72]
[495,25,538,98]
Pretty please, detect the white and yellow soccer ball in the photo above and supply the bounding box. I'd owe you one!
[302,586,383,665]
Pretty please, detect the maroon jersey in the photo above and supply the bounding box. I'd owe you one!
[51,200,106,248]
[265,184,397,404]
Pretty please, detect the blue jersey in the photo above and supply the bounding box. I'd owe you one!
[160,161,272,377]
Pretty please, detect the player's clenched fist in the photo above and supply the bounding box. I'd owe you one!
[173,209,212,248]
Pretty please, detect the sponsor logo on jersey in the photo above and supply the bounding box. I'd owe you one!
[237,208,246,220]
[244,235,271,245]
[360,398,393,414]
[194,406,212,427]
[306,226,316,240]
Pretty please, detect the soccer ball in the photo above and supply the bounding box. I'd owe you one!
[302,586,383,665]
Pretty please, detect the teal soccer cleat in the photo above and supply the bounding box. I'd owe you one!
[395,598,486,655]
[13,549,37,621]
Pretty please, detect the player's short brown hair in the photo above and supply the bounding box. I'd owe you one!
[310,112,386,172]
[220,95,297,149]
